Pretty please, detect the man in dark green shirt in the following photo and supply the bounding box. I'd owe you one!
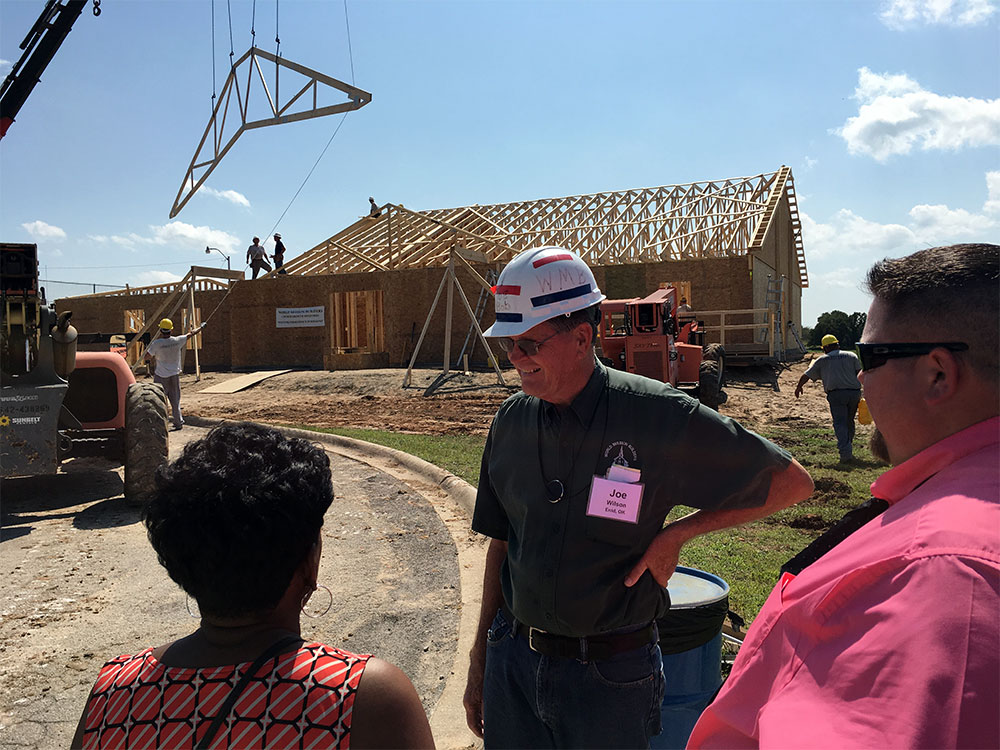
[463,246,814,748]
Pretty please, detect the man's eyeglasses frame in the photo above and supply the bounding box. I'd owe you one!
[856,342,968,371]
[495,330,565,357]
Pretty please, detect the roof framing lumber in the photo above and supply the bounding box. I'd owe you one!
[283,167,808,286]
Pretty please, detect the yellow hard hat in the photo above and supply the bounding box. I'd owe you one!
[821,334,838,347]
[159,318,174,331]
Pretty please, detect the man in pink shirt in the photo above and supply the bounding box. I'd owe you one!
[689,243,999,749]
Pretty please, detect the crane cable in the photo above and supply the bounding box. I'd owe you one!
[251,0,257,47]
[210,0,217,112]
[196,0,359,302]
[344,0,355,85]
[260,0,357,243]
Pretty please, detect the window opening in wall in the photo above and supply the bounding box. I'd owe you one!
[330,290,385,353]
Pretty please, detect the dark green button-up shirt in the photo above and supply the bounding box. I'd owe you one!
[473,362,792,637]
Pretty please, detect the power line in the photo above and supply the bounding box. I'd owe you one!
[264,3,357,238]
[40,278,125,289]
[46,261,207,270]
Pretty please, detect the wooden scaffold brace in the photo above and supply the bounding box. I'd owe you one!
[126,265,244,379]
[403,247,506,390]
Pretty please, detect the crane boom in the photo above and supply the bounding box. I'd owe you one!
[0,0,87,139]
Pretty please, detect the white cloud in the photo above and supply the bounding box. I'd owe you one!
[908,203,998,238]
[89,222,240,255]
[0,59,11,77]
[800,171,999,323]
[22,220,67,239]
[880,0,997,29]
[802,156,819,171]
[809,265,868,291]
[131,270,185,287]
[835,67,1000,161]
[185,177,251,209]
[984,170,1000,213]
[201,185,251,209]
[801,209,914,260]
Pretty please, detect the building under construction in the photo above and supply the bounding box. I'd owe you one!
[57,166,807,372]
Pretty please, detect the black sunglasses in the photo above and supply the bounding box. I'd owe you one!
[856,342,968,371]
[495,331,564,357]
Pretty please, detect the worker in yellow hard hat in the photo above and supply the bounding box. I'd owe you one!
[795,333,863,462]
[145,317,206,431]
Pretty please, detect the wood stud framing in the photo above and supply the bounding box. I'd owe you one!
[283,168,808,288]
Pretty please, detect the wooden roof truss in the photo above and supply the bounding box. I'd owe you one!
[283,168,808,287]
[170,47,372,218]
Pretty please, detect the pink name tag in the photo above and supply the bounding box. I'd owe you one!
[586,476,644,524]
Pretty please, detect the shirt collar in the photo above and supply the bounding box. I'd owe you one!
[540,359,606,427]
[870,416,1000,504]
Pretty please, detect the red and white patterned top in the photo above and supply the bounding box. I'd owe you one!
[81,642,370,749]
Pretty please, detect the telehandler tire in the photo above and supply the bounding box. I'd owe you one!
[702,343,727,386]
[124,382,168,506]
[702,343,725,362]
[699,360,726,411]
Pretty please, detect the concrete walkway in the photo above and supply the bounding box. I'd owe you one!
[0,420,485,750]
[185,416,486,750]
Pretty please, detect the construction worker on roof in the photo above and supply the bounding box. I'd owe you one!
[145,317,205,431]
[246,236,272,279]
[272,233,288,275]
[794,333,863,463]
[463,245,814,748]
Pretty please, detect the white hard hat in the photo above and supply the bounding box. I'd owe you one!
[484,246,606,337]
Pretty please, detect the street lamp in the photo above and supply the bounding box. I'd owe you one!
[205,246,231,270]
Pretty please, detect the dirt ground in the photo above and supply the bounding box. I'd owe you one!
[180,359,833,438]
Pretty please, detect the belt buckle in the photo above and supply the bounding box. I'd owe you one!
[528,626,546,653]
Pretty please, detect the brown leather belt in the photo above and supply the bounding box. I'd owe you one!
[508,614,657,661]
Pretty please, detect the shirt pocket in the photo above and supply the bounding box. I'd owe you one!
[585,514,641,547]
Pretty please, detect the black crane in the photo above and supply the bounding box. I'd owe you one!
[0,0,89,139]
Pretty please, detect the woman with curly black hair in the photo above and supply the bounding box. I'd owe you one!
[72,422,434,749]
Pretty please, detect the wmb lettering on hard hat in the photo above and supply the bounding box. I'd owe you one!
[484,246,606,338]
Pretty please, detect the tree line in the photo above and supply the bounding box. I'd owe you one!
[801,310,867,349]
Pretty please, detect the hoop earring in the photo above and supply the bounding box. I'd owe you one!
[301,584,333,619]
[185,595,200,619]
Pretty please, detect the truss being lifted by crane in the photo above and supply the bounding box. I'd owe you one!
[282,167,808,288]
[170,47,372,218]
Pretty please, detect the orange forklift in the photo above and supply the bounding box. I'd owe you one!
[598,287,726,409]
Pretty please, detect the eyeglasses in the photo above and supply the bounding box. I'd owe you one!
[495,331,564,357]
[856,342,968,371]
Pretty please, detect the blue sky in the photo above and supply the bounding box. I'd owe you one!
[1,0,997,325]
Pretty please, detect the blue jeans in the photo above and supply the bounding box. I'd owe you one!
[827,388,861,459]
[483,608,665,748]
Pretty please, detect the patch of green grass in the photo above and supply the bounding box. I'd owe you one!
[671,422,885,622]
[290,420,886,625]
[285,424,487,486]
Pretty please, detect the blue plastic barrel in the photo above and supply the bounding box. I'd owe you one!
[650,566,729,750]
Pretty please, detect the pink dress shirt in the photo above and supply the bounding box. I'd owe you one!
[688,417,1000,749]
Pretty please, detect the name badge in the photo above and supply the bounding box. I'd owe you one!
[586,476,644,524]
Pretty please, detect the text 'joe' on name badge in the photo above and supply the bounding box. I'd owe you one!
[586,476,644,524]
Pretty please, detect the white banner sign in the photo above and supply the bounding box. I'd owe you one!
[275,306,325,328]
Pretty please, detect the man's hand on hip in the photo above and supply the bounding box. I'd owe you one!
[624,525,685,588]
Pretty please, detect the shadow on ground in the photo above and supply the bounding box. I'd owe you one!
[0,468,139,539]
[724,365,781,392]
